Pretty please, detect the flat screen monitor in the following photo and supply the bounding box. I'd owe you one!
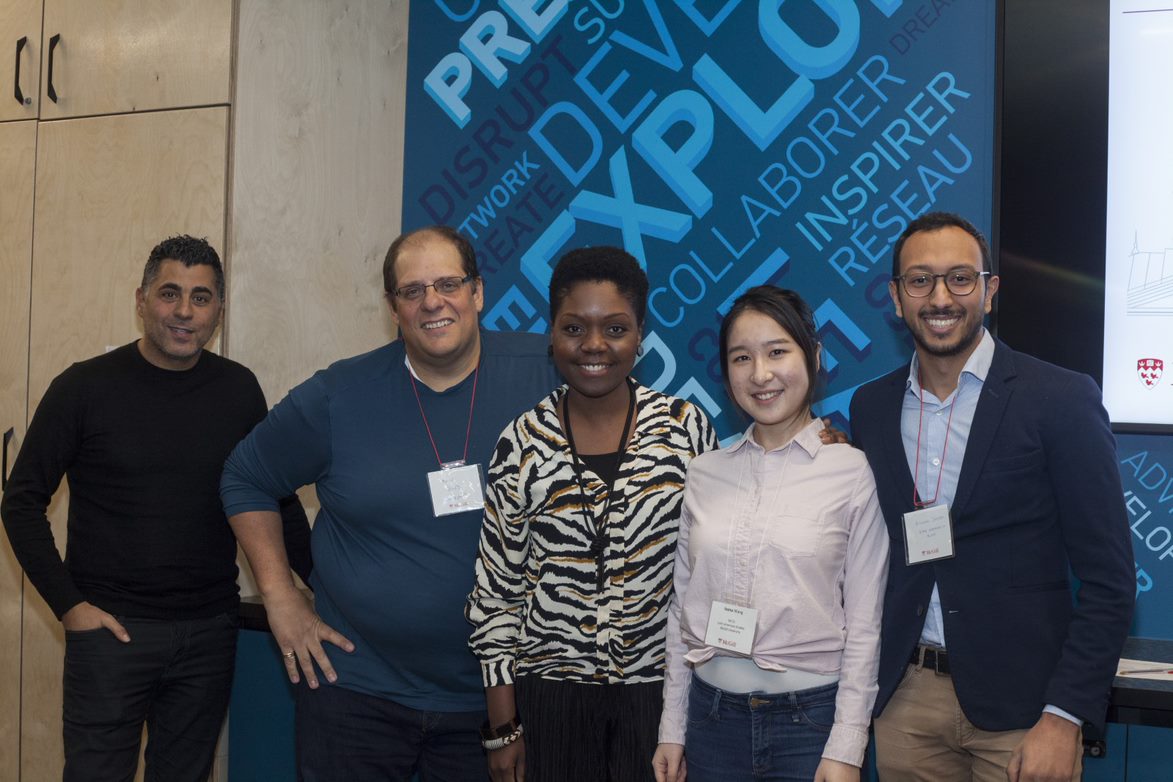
[1101,1,1173,429]
[997,0,1173,433]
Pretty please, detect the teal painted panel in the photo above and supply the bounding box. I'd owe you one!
[229,630,298,782]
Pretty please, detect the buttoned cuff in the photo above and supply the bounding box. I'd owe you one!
[657,705,686,746]
[822,723,868,768]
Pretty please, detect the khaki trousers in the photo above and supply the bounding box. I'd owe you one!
[874,663,1082,782]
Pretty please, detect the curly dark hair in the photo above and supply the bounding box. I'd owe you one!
[549,246,648,326]
[719,285,821,413]
[383,225,479,294]
[891,211,991,277]
[141,235,224,301]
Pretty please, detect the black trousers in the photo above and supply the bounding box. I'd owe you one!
[62,612,238,782]
[515,675,661,782]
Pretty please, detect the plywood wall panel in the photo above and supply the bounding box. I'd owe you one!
[228,0,408,408]
[0,118,36,782]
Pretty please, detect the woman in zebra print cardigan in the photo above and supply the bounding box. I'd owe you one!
[467,247,717,781]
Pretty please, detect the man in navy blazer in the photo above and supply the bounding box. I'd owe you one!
[849,212,1134,782]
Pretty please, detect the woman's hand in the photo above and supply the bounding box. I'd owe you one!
[652,742,686,782]
[814,758,859,782]
[484,684,522,781]
[488,735,525,782]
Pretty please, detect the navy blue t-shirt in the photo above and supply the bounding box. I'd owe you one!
[222,331,557,711]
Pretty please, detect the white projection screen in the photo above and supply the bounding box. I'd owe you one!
[1103,0,1173,429]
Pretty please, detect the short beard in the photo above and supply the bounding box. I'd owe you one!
[910,314,983,358]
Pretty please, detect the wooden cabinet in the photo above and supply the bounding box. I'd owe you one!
[0,0,42,122]
[18,105,230,782]
[2,0,230,123]
[38,0,232,119]
[0,118,36,782]
[3,3,235,778]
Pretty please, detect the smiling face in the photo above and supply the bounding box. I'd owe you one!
[135,260,222,371]
[387,233,484,383]
[725,309,817,450]
[889,225,999,363]
[551,280,641,404]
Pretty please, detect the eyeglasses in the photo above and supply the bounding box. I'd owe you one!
[893,269,990,298]
[393,274,475,301]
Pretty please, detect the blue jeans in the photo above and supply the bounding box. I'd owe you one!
[685,675,838,782]
[62,612,238,782]
[295,681,487,781]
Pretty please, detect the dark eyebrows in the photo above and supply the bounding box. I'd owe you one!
[156,282,215,298]
[556,310,636,322]
[902,264,981,274]
[726,337,794,356]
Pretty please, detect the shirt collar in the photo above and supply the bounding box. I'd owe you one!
[725,417,824,458]
[905,328,995,396]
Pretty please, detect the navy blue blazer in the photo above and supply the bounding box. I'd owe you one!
[849,340,1134,732]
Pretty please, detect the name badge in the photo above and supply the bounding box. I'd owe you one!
[902,504,955,565]
[427,461,485,517]
[704,601,758,655]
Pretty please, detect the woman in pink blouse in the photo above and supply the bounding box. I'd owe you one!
[653,286,890,782]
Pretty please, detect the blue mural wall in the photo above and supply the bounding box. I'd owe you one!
[219,3,1173,780]
[1120,433,1173,638]
[402,0,996,441]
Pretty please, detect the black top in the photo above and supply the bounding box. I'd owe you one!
[1,343,311,620]
[577,452,621,488]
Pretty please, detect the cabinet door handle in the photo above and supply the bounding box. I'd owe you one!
[2,427,13,490]
[47,33,60,103]
[14,36,30,106]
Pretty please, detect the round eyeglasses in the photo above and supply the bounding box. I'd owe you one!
[893,269,989,298]
[393,274,475,301]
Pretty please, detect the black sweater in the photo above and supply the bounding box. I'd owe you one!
[1,343,310,620]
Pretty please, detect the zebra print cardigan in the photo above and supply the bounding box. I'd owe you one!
[468,382,717,687]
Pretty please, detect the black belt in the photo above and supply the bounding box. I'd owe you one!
[910,646,950,675]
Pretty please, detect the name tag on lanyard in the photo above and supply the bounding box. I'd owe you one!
[427,460,486,517]
[902,504,955,565]
[409,362,485,518]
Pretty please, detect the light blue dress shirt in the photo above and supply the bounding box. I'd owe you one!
[900,329,993,649]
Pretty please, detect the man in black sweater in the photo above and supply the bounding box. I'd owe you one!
[1,236,310,782]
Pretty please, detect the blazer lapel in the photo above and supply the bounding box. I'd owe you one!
[876,367,917,511]
[952,342,1016,513]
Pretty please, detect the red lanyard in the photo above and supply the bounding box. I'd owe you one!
[409,365,479,468]
[911,368,956,508]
